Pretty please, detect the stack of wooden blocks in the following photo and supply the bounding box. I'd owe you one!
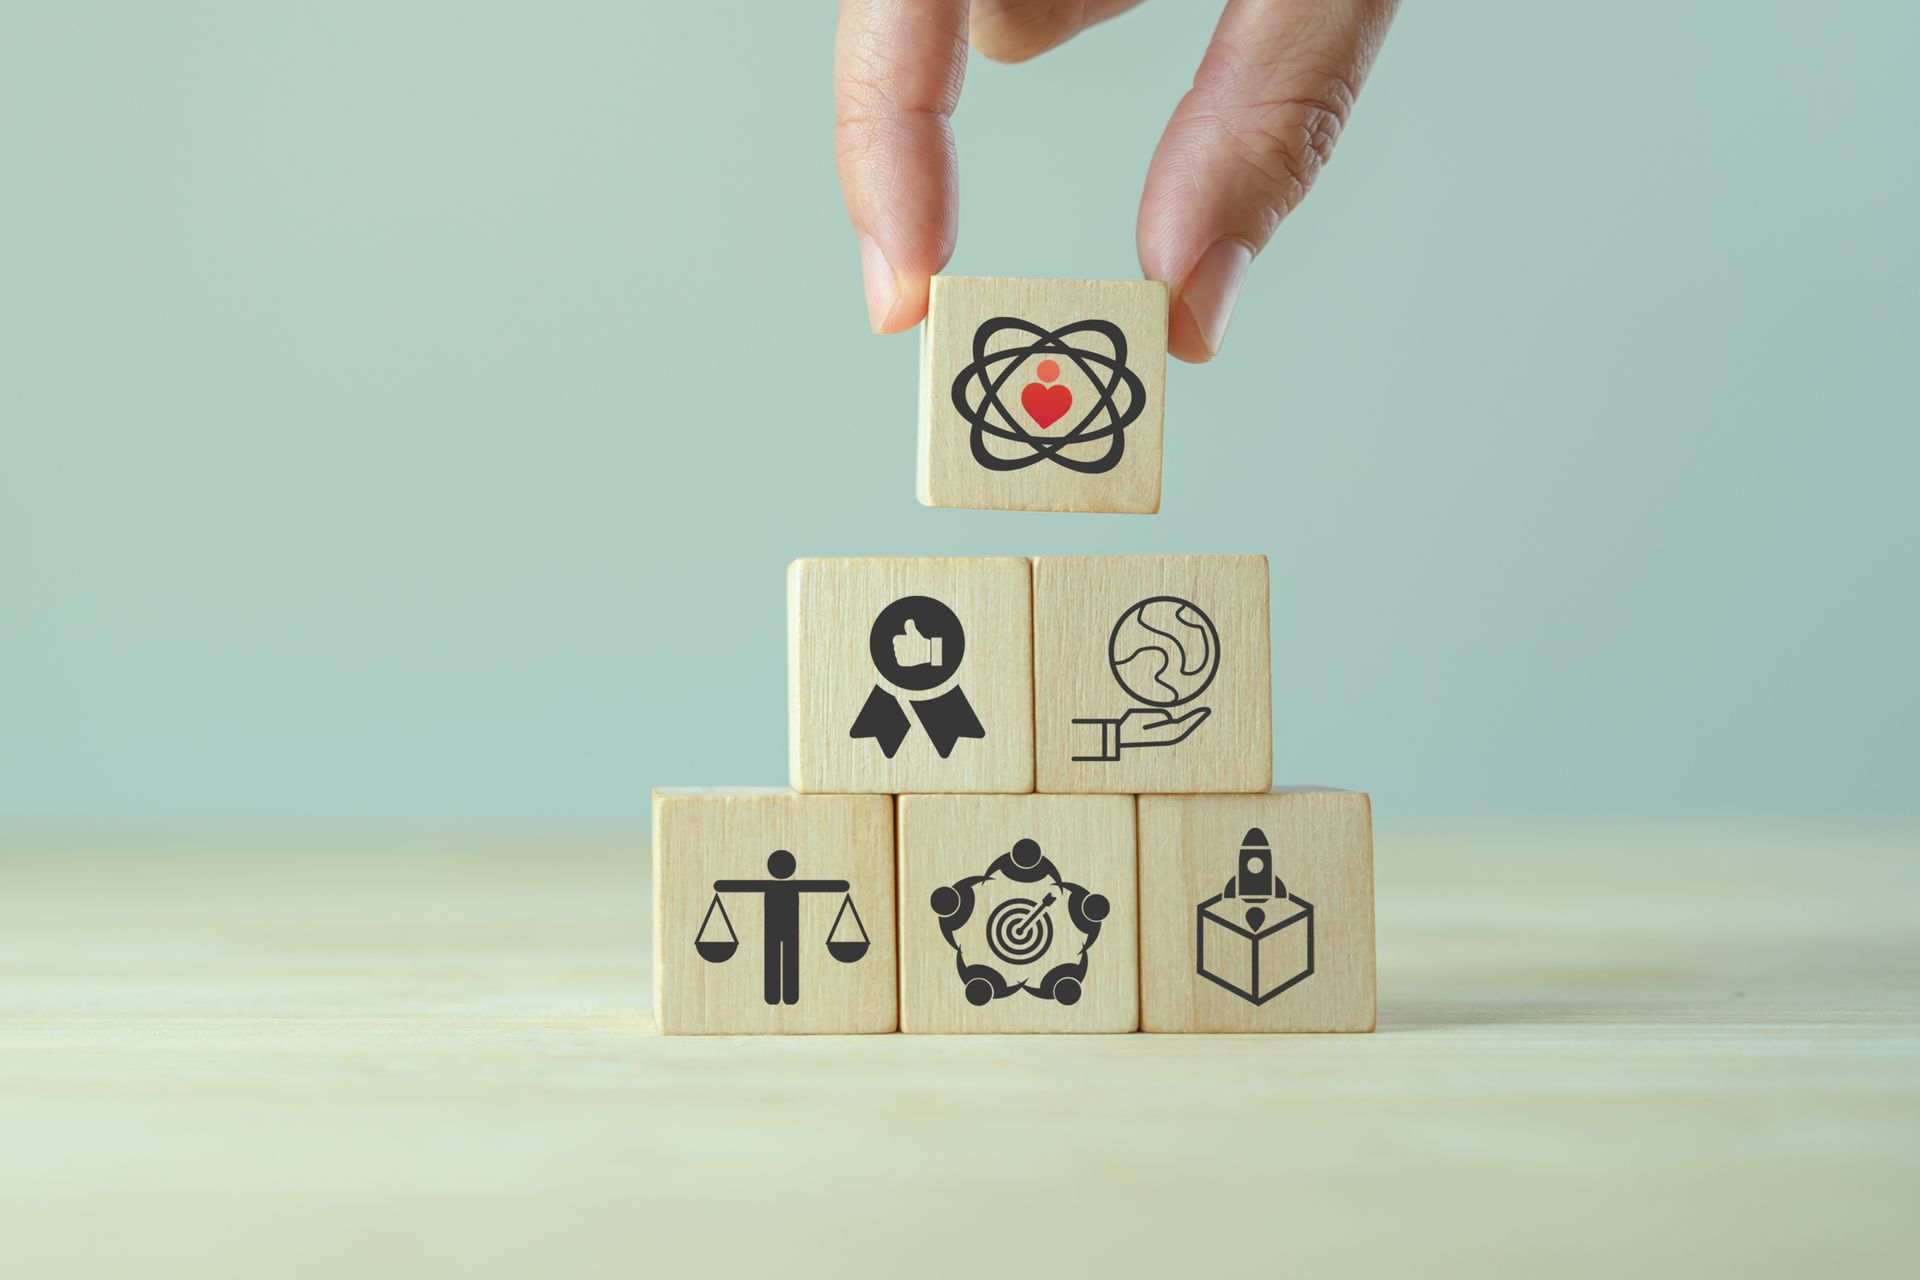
[653,280,1375,1036]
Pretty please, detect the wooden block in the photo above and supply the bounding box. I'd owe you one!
[1138,788,1376,1033]
[897,794,1138,1033]
[918,276,1168,514]
[652,788,897,1035]
[1032,555,1271,794]
[788,557,1034,794]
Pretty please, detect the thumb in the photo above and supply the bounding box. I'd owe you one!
[834,0,970,333]
[1137,0,1398,361]
[902,619,927,641]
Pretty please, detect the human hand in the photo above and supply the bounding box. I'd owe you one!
[890,618,943,667]
[834,0,1400,361]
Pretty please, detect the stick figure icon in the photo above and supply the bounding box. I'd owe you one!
[695,849,869,1006]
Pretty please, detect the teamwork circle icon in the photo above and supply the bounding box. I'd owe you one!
[929,838,1109,1007]
[1109,596,1219,707]
[951,316,1145,475]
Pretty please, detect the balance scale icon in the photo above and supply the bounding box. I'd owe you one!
[695,849,869,1005]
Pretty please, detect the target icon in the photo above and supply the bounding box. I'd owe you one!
[986,894,1056,966]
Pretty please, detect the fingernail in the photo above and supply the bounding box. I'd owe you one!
[858,234,904,333]
[1174,239,1254,360]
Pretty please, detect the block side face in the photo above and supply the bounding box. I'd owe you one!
[1138,790,1374,1033]
[654,791,898,1035]
[920,277,1167,514]
[789,557,1033,794]
[916,318,937,506]
[652,791,670,1032]
[898,794,1138,1033]
[1033,555,1272,793]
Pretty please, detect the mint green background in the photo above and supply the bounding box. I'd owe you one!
[2,3,1914,826]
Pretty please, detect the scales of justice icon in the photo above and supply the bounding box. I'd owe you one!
[695,849,869,1006]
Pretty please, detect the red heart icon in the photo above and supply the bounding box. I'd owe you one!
[1020,381,1073,429]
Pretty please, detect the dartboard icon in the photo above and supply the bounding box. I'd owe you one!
[986,895,1056,965]
[928,838,1109,1006]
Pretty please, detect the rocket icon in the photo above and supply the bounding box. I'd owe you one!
[1233,827,1285,914]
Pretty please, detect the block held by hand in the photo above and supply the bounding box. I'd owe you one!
[919,276,1168,514]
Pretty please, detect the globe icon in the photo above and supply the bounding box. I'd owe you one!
[1107,596,1220,707]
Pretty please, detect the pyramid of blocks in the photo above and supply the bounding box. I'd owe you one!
[654,278,1376,1036]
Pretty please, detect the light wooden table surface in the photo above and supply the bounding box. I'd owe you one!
[2,826,1914,1277]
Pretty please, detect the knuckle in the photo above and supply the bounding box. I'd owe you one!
[833,62,895,132]
[834,92,935,173]
[1201,58,1360,221]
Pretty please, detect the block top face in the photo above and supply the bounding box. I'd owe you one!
[1137,789,1375,1033]
[1032,555,1272,794]
[789,557,1034,794]
[919,276,1168,514]
[652,789,898,1035]
[897,794,1139,1033]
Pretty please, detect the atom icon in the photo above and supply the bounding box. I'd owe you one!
[929,837,1110,1007]
[951,316,1146,475]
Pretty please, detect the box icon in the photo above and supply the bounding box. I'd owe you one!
[1194,826,1315,1004]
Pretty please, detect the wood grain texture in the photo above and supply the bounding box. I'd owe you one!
[918,276,1168,514]
[1,828,1916,1277]
[652,788,896,1034]
[1139,788,1376,1032]
[1033,555,1272,794]
[898,794,1138,1033]
[788,556,1034,793]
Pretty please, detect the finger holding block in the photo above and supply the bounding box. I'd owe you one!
[1138,788,1376,1033]
[918,276,1168,514]
[789,557,1034,794]
[653,788,898,1035]
[1034,555,1272,794]
[898,794,1138,1033]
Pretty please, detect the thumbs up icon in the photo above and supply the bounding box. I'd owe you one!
[890,618,943,668]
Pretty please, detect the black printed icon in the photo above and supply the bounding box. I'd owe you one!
[696,849,870,1006]
[952,317,1145,475]
[930,838,1109,1007]
[1196,827,1314,1005]
[850,595,984,759]
[1073,595,1218,761]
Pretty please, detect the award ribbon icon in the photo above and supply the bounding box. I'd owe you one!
[848,594,984,759]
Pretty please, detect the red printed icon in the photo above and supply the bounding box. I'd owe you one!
[1019,358,1072,429]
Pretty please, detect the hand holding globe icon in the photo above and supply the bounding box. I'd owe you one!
[1072,595,1219,762]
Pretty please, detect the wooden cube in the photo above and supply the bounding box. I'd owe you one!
[897,794,1138,1033]
[1137,788,1376,1033]
[918,276,1168,514]
[1032,555,1271,794]
[789,557,1034,794]
[652,788,897,1035]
